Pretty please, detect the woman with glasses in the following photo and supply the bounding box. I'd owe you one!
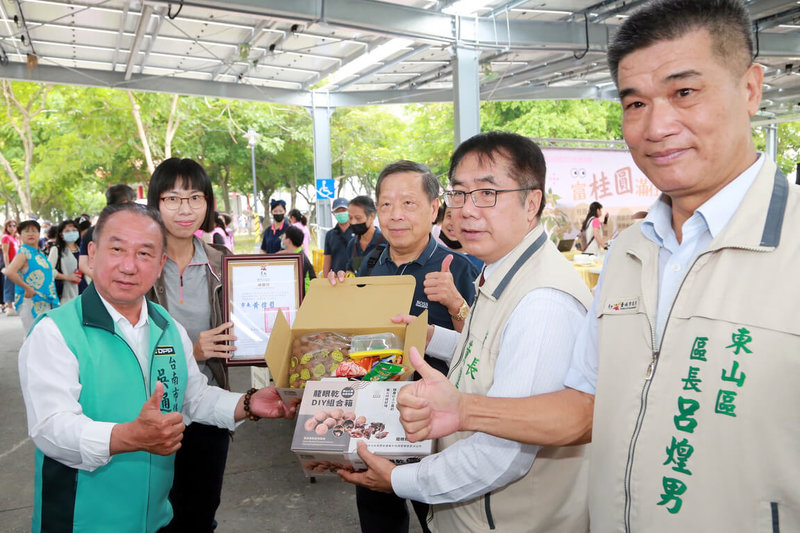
[146,158,236,532]
[2,219,19,315]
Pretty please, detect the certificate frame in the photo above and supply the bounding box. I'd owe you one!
[222,254,305,367]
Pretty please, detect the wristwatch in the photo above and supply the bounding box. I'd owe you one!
[450,299,470,321]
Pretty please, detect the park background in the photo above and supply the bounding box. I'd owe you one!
[1,80,799,247]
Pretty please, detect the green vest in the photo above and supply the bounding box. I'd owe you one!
[31,283,188,533]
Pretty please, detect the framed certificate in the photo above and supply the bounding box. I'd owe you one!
[222,254,304,366]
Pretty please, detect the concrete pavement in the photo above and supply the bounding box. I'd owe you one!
[0,314,424,532]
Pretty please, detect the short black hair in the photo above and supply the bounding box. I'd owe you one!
[283,224,304,247]
[18,220,40,234]
[349,195,377,218]
[376,160,439,202]
[146,158,215,232]
[93,203,167,253]
[607,0,753,85]
[449,131,547,217]
[106,184,137,206]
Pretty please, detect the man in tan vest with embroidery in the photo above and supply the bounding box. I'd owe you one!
[339,132,592,532]
[395,1,800,531]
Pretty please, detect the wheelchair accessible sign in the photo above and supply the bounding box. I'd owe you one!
[315,178,335,200]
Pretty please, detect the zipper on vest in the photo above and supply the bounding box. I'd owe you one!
[645,350,659,380]
[622,251,708,532]
[623,316,657,532]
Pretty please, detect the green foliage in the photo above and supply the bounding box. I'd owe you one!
[0,79,796,223]
[481,99,623,140]
[753,121,800,176]
[331,106,407,194]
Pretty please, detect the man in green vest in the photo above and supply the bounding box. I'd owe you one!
[19,202,294,533]
[338,132,593,532]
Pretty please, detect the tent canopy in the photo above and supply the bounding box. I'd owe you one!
[0,0,799,123]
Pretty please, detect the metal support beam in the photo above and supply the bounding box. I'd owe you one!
[124,4,152,80]
[764,123,778,161]
[453,46,480,147]
[0,61,313,106]
[138,7,165,74]
[310,94,334,239]
[334,44,431,91]
[110,0,130,71]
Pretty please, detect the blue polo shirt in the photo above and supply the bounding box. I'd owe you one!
[344,228,385,273]
[260,220,288,254]
[358,235,479,374]
[324,224,354,273]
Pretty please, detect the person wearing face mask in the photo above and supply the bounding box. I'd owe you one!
[48,220,86,303]
[344,195,385,274]
[260,199,288,254]
[323,197,353,277]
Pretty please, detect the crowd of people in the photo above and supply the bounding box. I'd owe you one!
[10,0,800,531]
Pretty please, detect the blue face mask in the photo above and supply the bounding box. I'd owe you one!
[64,231,80,243]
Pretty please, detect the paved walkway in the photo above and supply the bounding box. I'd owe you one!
[0,313,424,532]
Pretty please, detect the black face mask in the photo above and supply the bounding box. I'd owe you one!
[273,213,285,223]
[350,222,369,236]
[440,232,462,250]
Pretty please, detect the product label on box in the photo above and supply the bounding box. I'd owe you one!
[291,379,431,475]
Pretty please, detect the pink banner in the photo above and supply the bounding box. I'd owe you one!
[540,147,659,242]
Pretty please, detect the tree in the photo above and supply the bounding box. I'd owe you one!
[0,81,51,216]
[331,106,407,195]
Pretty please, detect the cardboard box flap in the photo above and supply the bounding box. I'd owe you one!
[264,310,292,386]
[296,275,417,330]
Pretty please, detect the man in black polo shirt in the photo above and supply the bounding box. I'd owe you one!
[333,160,478,533]
[322,197,353,277]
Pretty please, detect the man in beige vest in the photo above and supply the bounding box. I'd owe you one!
[395,1,800,531]
[340,132,592,532]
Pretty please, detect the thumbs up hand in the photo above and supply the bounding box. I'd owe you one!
[424,254,465,320]
[397,347,463,442]
[109,380,186,456]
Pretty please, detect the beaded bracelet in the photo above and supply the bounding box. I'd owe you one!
[243,388,261,421]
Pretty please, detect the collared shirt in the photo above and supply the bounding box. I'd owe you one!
[162,237,214,382]
[392,228,588,503]
[323,224,354,273]
[18,294,243,472]
[260,220,288,254]
[344,227,385,273]
[362,235,479,333]
[565,154,765,394]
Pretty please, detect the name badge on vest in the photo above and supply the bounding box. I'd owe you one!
[605,297,639,314]
[153,346,181,413]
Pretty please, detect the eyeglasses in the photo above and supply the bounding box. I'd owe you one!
[443,188,533,208]
[160,194,206,211]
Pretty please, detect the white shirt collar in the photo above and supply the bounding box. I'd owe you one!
[97,291,149,329]
[641,152,764,245]
[483,227,540,281]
